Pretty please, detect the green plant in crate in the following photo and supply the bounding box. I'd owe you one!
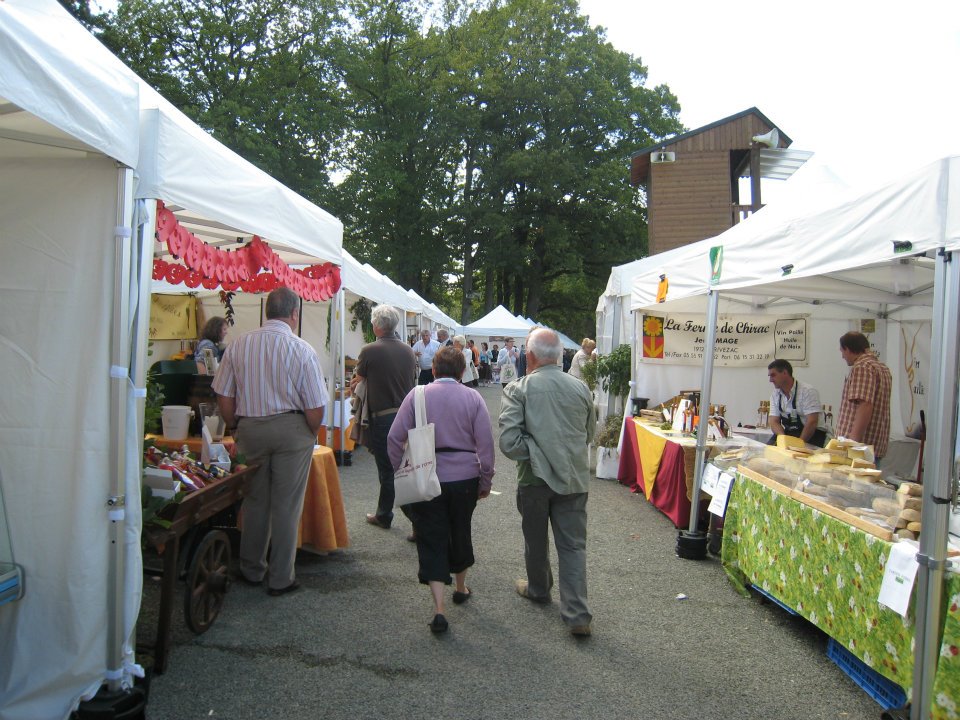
[144,367,165,435]
[596,344,631,408]
[594,413,623,448]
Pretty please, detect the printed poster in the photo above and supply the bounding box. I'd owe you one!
[150,294,197,340]
[641,313,808,368]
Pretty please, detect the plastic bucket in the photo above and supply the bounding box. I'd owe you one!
[161,405,193,441]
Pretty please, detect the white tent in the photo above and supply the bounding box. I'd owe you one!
[629,156,960,719]
[462,305,535,337]
[0,1,145,718]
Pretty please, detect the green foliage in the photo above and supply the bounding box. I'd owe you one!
[144,367,165,435]
[348,297,376,343]
[579,355,598,392]
[596,344,631,406]
[99,0,684,334]
[594,413,623,448]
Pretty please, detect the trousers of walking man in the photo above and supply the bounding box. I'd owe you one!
[214,286,327,596]
[499,327,597,636]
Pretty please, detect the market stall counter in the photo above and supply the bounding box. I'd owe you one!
[617,416,709,528]
[722,466,960,716]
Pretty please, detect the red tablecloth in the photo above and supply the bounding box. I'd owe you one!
[618,417,701,528]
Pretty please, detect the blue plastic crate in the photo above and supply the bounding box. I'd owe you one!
[827,638,908,710]
[750,584,799,616]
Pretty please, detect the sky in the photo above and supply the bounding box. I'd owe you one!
[577,0,960,195]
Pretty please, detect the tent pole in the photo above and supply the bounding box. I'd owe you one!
[679,288,719,558]
[106,166,134,691]
[910,247,960,720]
[338,289,346,458]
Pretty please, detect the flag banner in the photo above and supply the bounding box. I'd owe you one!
[641,313,808,367]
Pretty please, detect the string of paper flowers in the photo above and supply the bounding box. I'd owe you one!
[152,201,341,302]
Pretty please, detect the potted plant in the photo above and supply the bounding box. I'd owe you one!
[595,344,631,412]
[594,412,623,479]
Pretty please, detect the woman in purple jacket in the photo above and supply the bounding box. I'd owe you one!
[388,346,495,634]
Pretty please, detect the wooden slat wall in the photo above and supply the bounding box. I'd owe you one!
[643,111,780,255]
[648,151,732,255]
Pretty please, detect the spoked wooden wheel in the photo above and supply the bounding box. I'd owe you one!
[183,529,231,634]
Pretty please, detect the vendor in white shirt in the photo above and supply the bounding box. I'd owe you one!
[411,329,441,385]
[767,359,828,447]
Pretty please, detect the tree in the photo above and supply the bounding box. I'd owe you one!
[100,0,347,203]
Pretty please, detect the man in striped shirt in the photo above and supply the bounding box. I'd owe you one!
[215,287,328,596]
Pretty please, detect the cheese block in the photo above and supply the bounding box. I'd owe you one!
[872,497,901,515]
[808,452,848,465]
[746,456,779,475]
[850,458,877,469]
[827,485,868,507]
[907,521,922,533]
[896,529,917,540]
[797,483,829,497]
[777,435,806,450]
[897,482,923,497]
[899,508,922,523]
[897,495,922,511]
[847,446,876,463]
[770,469,798,486]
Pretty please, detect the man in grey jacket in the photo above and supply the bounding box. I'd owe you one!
[499,328,597,636]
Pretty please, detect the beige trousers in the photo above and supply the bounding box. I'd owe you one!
[236,413,315,589]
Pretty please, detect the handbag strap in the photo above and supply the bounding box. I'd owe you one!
[414,385,427,428]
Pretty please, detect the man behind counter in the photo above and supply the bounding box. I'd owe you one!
[767,359,828,447]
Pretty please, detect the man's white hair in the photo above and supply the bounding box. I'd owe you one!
[371,305,400,333]
[526,328,561,363]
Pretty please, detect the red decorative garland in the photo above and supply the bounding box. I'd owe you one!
[152,201,341,301]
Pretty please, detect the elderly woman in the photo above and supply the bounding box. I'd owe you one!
[388,346,495,634]
[567,337,596,381]
[195,316,228,366]
[452,335,478,387]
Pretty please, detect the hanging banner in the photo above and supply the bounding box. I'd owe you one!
[898,320,931,437]
[150,294,197,340]
[641,313,808,367]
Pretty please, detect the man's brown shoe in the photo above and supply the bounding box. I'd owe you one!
[365,513,390,529]
[570,624,592,637]
[514,579,550,604]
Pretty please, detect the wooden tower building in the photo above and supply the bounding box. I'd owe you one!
[631,107,811,256]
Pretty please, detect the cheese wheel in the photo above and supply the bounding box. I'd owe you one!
[887,515,908,529]
[896,529,917,540]
[897,482,923,497]
[899,508,922,523]
[897,495,922,511]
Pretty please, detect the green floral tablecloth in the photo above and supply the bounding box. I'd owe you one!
[722,471,960,716]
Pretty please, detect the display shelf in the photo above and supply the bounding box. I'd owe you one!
[827,638,908,710]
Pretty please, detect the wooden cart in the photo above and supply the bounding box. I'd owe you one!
[141,465,256,674]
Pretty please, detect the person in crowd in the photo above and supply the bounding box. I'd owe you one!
[453,335,478,388]
[214,287,327,596]
[352,305,418,531]
[837,331,893,460]
[517,343,527,377]
[499,328,596,637]
[388,346,495,634]
[411,329,440,385]
[567,338,596,382]
[478,342,491,385]
[766,359,828,447]
[195,316,228,365]
[468,339,481,373]
[437,328,452,347]
[496,337,520,389]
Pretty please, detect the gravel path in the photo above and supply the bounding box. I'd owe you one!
[142,384,878,719]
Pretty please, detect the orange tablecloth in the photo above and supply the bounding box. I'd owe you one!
[298,446,350,553]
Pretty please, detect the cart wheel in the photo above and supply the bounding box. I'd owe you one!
[183,529,231,634]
